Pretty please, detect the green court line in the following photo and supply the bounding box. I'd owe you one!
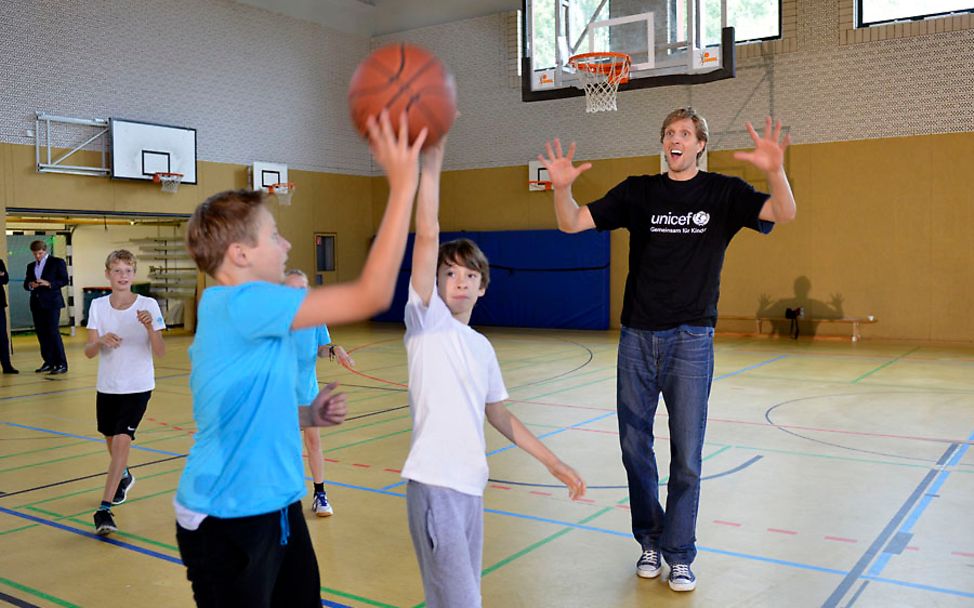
[732,444,974,473]
[323,428,411,453]
[66,515,180,551]
[517,370,616,402]
[743,372,974,393]
[321,586,400,608]
[0,438,93,460]
[0,576,80,608]
[0,431,186,474]
[322,413,411,438]
[471,444,731,584]
[851,346,922,384]
[16,466,183,509]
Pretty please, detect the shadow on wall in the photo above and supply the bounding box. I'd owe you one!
[756,276,844,338]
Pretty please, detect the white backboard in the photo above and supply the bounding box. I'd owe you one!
[252,161,289,191]
[110,118,197,184]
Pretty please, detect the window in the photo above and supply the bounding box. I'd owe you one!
[701,0,781,45]
[530,0,610,70]
[858,0,974,28]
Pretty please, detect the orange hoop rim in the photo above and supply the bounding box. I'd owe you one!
[528,180,553,191]
[267,182,295,193]
[152,172,184,183]
[569,52,631,83]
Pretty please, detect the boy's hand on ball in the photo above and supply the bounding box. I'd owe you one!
[310,382,348,427]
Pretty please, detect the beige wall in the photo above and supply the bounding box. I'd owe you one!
[370,133,974,342]
[5,131,973,343]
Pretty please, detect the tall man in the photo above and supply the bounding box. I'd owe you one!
[539,108,795,591]
[24,240,69,374]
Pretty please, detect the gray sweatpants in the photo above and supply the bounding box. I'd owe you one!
[406,481,484,608]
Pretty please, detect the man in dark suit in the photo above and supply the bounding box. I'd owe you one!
[0,257,19,373]
[24,240,69,374]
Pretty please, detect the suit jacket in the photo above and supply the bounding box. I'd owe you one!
[24,255,68,310]
[0,259,8,308]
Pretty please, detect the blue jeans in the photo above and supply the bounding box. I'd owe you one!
[617,324,714,565]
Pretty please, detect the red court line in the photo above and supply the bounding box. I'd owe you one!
[508,398,613,412]
[824,536,858,544]
[504,398,970,446]
[951,551,974,558]
[906,546,920,552]
[714,520,742,527]
[490,484,512,491]
[530,491,552,497]
[768,528,798,535]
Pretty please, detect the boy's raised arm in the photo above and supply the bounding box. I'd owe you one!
[292,112,426,329]
[411,139,446,305]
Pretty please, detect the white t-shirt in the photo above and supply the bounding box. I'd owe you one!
[400,282,508,497]
[87,294,166,394]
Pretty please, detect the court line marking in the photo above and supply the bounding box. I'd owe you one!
[0,579,69,608]
[864,429,974,580]
[822,437,967,607]
[851,346,922,384]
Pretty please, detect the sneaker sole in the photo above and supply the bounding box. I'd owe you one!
[314,508,334,517]
[111,477,135,505]
[668,579,696,592]
[95,525,117,536]
[636,567,661,579]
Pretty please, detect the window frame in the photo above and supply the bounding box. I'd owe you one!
[856,1,974,28]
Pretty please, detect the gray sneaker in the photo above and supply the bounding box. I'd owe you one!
[636,548,662,578]
[112,472,135,505]
[668,563,697,591]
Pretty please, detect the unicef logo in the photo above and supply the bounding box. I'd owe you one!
[692,211,710,226]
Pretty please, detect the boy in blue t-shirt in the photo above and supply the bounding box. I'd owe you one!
[175,112,427,608]
[284,269,356,517]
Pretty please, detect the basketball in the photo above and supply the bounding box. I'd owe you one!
[348,43,457,148]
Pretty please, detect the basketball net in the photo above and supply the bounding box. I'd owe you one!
[569,52,631,113]
[268,182,295,206]
[153,172,184,193]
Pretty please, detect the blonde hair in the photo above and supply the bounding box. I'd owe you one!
[186,189,266,276]
[105,249,137,271]
[660,107,709,159]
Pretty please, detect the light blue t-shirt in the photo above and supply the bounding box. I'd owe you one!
[294,322,331,405]
[176,281,307,518]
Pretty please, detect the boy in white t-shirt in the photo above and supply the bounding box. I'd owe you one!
[402,139,587,608]
[84,250,166,535]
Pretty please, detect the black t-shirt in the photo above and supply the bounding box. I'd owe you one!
[588,171,772,330]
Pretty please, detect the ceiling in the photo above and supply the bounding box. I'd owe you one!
[234,0,520,37]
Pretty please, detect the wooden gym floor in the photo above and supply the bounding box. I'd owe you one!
[1,327,972,607]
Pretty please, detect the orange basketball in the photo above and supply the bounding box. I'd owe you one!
[348,43,457,148]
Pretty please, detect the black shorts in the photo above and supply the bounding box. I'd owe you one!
[96,391,151,439]
[176,501,321,608]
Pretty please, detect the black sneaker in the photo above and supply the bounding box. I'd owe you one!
[93,509,117,536]
[636,548,662,578]
[112,472,135,505]
[667,563,697,591]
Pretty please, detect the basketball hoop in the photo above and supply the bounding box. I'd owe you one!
[569,52,631,113]
[529,180,553,192]
[268,182,295,206]
[153,172,184,193]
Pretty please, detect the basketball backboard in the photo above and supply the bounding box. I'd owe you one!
[522,0,735,102]
[110,118,198,183]
[251,161,289,192]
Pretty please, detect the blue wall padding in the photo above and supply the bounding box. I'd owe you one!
[372,229,610,330]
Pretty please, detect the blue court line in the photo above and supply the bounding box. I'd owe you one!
[714,355,787,381]
[822,440,963,607]
[0,505,355,608]
[0,505,183,564]
[866,429,974,578]
[0,372,189,403]
[2,422,184,457]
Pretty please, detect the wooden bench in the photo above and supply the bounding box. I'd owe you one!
[718,315,877,342]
